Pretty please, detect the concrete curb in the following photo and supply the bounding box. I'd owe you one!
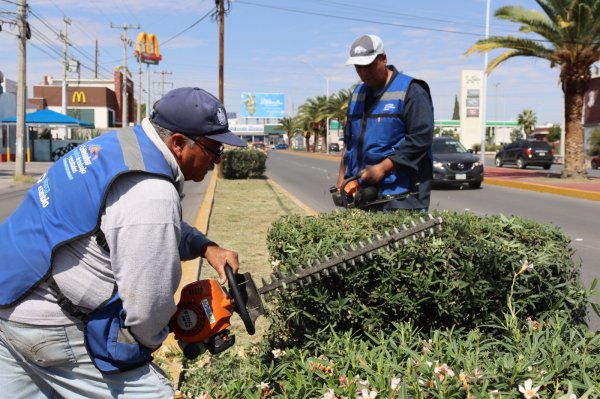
[484,177,600,202]
[266,177,318,216]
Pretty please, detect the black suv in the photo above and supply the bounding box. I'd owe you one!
[432,137,484,189]
[494,140,554,169]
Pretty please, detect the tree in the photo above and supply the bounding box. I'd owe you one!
[452,95,460,120]
[465,0,600,178]
[511,128,524,142]
[279,117,297,148]
[547,124,561,142]
[517,109,538,137]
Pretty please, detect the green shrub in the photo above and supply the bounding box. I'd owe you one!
[180,315,600,398]
[221,149,266,179]
[265,210,589,348]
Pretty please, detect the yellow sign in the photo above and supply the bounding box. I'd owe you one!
[134,32,162,64]
[72,91,86,104]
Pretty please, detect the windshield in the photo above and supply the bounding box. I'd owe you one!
[432,139,469,154]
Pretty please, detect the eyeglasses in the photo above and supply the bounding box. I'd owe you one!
[187,136,224,162]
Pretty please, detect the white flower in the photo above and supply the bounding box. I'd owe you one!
[490,390,500,398]
[518,379,540,399]
[323,389,337,399]
[519,260,534,274]
[271,259,281,267]
[256,381,269,390]
[434,363,455,383]
[356,388,377,399]
[272,348,286,358]
[390,377,401,390]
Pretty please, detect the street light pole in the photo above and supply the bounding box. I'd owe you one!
[326,78,330,154]
[479,0,491,163]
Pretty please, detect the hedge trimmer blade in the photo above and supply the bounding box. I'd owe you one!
[240,214,442,306]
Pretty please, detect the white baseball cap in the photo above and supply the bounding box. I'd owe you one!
[346,34,385,66]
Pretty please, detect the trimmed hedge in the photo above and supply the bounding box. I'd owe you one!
[221,149,266,179]
[265,210,589,348]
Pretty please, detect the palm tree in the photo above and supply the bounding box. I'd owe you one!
[298,96,327,152]
[465,0,600,178]
[279,116,297,148]
[517,109,538,137]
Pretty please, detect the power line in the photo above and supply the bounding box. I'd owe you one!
[161,8,213,46]
[236,0,484,38]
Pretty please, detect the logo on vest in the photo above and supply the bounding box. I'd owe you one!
[37,175,51,208]
[62,144,101,180]
[383,103,396,112]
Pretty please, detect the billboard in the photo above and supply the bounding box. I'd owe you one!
[241,92,284,118]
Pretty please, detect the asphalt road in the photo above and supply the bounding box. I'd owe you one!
[266,150,600,331]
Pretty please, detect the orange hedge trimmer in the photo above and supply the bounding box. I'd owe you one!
[169,215,442,360]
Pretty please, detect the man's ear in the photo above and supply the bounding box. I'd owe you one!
[169,133,188,158]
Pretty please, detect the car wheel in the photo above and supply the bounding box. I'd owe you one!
[592,160,598,170]
[543,164,551,170]
[469,182,482,189]
[516,157,526,169]
[495,157,503,167]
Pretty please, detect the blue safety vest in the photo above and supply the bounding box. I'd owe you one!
[344,71,417,196]
[0,126,176,372]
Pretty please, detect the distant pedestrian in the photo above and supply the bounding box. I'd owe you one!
[0,87,246,398]
[337,34,434,211]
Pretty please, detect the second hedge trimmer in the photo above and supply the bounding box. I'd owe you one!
[169,214,442,359]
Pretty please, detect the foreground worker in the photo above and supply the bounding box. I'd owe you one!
[0,87,245,398]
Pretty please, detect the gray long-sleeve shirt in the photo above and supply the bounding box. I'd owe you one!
[0,119,213,348]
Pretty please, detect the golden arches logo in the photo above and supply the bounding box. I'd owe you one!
[72,91,86,104]
[135,32,162,64]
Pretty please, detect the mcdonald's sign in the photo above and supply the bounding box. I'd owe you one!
[72,91,87,104]
[134,32,162,65]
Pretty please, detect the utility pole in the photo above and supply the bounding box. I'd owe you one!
[218,0,225,102]
[153,70,173,97]
[137,58,142,123]
[61,17,70,139]
[15,0,27,176]
[111,23,139,128]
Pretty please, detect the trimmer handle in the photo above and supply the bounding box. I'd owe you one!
[225,264,255,335]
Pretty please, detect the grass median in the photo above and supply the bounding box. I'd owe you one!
[202,177,310,346]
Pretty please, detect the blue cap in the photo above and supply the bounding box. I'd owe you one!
[151,87,246,147]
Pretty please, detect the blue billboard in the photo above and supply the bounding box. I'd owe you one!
[241,92,285,118]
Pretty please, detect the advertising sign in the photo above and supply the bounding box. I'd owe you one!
[241,92,284,118]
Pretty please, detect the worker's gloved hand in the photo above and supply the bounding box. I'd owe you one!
[203,244,240,284]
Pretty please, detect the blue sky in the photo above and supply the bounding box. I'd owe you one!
[0,0,567,124]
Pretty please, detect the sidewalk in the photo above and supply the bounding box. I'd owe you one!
[282,150,600,202]
[0,162,52,191]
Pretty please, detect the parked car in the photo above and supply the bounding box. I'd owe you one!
[432,137,484,189]
[328,143,340,152]
[494,139,554,169]
[251,142,269,155]
[591,155,600,169]
[274,143,288,150]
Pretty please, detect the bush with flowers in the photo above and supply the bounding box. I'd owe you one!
[177,210,599,398]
